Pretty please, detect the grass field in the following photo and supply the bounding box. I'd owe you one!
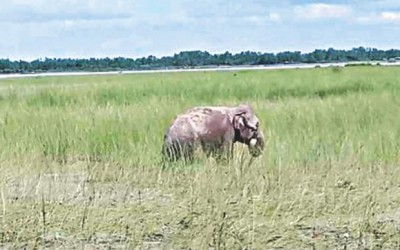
[1,65,400,249]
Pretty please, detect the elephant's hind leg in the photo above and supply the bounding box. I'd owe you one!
[181,143,195,164]
[162,139,195,165]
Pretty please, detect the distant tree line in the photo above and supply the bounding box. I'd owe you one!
[1,47,400,74]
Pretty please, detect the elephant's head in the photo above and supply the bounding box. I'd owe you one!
[230,104,265,157]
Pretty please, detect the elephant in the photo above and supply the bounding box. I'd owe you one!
[161,104,265,163]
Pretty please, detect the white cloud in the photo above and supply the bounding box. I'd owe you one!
[356,11,400,24]
[269,13,281,22]
[356,16,375,24]
[294,3,352,20]
[243,12,281,25]
[381,11,400,21]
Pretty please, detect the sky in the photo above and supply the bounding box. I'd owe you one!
[1,0,400,61]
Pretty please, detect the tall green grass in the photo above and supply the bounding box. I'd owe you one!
[1,66,400,166]
[2,65,400,249]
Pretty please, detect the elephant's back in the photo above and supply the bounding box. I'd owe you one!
[187,107,232,141]
[166,106,232,142]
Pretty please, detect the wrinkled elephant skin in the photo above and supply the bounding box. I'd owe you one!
[162,104,265,162]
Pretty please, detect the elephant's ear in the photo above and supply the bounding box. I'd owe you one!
[231,104,251,129]
[233,113,245,130]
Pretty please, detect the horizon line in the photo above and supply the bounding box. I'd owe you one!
[2,45,400,62]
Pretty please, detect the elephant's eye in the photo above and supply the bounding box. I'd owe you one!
[251,122,259,131]
[250,125,258,132]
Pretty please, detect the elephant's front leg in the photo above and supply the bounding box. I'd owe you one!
[213,141,234,164]
[224,141,235,162]
[201,141,218,158]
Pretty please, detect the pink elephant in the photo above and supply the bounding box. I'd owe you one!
[162,104,265,162]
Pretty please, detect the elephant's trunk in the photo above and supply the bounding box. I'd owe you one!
[248,130,265,157]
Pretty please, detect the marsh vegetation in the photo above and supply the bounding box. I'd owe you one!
[1,65,400,249]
